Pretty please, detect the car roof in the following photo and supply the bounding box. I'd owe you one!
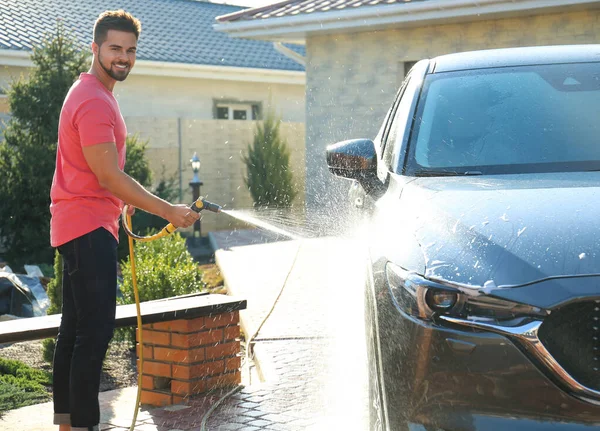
[430,44,600,73]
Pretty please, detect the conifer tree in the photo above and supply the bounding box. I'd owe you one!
[243,113,297,208]
[0,23,88,269]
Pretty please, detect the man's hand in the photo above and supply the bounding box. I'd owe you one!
[166,204,200,228]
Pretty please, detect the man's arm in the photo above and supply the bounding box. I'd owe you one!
[82,142,198,228]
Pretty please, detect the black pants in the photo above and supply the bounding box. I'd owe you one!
[53,227,117,431]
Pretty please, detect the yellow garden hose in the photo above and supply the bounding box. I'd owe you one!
[121,197,221,431]
[124,212,143,431]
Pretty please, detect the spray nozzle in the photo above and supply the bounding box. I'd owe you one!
[191,197,222,214]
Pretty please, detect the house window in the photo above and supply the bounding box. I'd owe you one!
[216,106,229,119]
[233,109,247,120]
[216,103,258,121]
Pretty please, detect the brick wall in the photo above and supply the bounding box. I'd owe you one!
[136,311,241,406]
[304,9,600,208]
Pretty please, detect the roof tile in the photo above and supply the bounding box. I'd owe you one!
[0,0,305,71]
[217,0,429,22]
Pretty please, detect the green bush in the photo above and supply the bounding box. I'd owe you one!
[45,251,63,316]
[119,232,204,303]
[243,112,297,208]
[0,357,51,413]
[42,250,63,363]
[117,232,205,344]
[0,23,89,271]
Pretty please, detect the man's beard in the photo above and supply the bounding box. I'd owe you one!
[98,52,130,82]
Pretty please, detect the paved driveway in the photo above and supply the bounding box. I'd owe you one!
[209,230,369,430]
[1,229,369,431]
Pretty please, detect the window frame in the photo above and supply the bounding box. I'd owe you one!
[213,100,262,121]
[216,103,252,121]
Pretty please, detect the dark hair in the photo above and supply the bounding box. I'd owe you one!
[93,10,142,45]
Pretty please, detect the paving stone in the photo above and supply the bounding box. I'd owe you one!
[211,423,245,431]
[262,425,291,431]
[236,401,261,409]
[259,413,297,424]
[240,409,269,418]
[247,418,276,428]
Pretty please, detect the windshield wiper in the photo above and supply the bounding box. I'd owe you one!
[414,170,483,177]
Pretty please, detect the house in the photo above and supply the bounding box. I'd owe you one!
[0,0,307,232]
[215,0,600,209]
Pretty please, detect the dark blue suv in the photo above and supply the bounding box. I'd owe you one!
[327,45,600,430]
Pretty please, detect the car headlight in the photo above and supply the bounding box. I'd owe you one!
[425,288,458,311]
[385,262,547,322]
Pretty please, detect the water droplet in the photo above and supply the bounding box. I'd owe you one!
[579,253,587,260]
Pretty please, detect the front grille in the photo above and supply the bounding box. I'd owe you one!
[538,300,599,391]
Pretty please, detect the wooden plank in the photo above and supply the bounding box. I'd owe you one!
[0,293,246,344]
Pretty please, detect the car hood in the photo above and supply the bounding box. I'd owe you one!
[386,172,600,289]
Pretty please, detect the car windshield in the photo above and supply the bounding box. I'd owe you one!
[407,62,600,175]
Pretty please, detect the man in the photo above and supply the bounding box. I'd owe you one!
[49,10,199,431]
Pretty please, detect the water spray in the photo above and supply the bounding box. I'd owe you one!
[122,196,221,431]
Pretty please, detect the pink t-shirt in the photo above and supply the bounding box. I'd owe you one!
[50,73,127,247]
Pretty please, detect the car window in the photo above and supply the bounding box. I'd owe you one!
[408,62,600,175]
[379,77,410,154]
[382,77,410,167]
[383,75,421,171]
[373,90,401,152]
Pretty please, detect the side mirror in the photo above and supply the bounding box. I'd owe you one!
[326,139,383,196]
[326,139,376,179]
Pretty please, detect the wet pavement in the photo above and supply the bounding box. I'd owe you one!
[1,228,368,430]
[207,229,368,430]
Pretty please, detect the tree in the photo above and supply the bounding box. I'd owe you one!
[243,113,297,208]
[0,23,89,270]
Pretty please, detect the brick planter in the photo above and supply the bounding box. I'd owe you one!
[136,311,242,406]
